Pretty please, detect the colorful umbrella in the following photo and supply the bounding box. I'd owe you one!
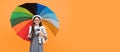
[10,3,59,41]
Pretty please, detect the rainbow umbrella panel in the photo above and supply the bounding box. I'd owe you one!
[10,3,59,41]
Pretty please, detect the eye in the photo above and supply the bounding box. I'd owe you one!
[34,19,40,21]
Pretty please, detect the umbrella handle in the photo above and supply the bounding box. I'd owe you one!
[28,34,32,40]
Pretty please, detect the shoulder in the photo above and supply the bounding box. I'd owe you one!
[29,26,32,28]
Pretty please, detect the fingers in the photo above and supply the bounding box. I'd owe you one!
[39,32,45,37]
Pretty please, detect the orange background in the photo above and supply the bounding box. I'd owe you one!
[0,0,120,52]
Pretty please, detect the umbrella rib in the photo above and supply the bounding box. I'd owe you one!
[37,7,46,15]
[41,13,59,21]
[14,7,34,16]
[42,18,59,29]
[10,17,32,27]
[11,12,33,19]
[39,7,54,16]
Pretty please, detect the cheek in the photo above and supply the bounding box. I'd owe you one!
[38,21,41,23]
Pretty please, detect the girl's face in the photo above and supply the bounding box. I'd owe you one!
[33,17,41,25]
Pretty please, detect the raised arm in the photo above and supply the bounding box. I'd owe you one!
[28,26,32,40]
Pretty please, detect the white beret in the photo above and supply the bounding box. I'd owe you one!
[32,15,42,20]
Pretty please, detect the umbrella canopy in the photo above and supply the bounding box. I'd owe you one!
[10,3,59,41]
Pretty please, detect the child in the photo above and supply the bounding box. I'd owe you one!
[28,15,47,44]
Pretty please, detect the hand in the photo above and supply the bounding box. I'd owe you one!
[28,34,31,38]
[39,31,44,37]
[28,34,32,40]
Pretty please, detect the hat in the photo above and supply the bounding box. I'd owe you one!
[32,15,42,20]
